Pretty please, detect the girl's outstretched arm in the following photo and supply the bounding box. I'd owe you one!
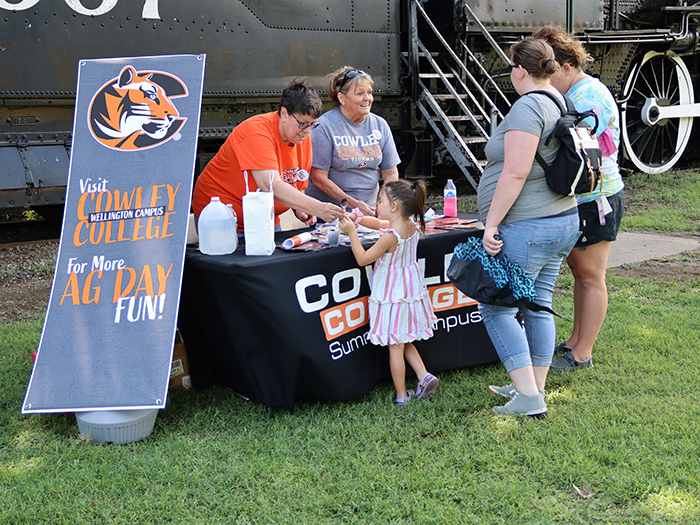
[346,208,389,230]
[338,216,396,266]
[358,216,390,230]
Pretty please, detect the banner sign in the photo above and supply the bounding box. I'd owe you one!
[23,54,206,413]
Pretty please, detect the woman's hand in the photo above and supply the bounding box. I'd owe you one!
[316,202,346,223]
[294,209,317,227]
[482,226,503,256]
[352,199,375,217]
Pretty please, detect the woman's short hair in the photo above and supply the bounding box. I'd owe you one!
[326,66,374,104]
[510,38,560,79]
[279,79,322,118]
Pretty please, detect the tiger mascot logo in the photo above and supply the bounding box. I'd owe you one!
[88,66,188,151]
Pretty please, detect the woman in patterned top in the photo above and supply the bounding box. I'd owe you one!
[533,26,625,373]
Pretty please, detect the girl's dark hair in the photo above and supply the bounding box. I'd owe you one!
[510,37,559,79]
[531,26,593,72]
[382,179,428,232]
[278,78,322,118]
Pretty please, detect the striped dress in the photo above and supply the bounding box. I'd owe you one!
[368,227,436,346]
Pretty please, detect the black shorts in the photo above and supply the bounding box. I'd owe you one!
[575,190,624,247]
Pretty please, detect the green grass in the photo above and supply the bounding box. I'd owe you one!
[2,170,700,523]
[621,170,700,233]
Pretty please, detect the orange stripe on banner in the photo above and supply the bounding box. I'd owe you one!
[320,297,370,340]
[428,283,477,312]
[318,284,477,341]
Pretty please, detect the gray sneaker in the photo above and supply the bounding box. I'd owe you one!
[488,383,516,399]
[550,350,593,372]
[493,392,547,417]
[554,341,573,355]
[489,384,544,399]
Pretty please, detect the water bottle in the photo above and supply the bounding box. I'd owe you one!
[225,204,239,253]
[198,196,237,255]
[443,179,457,217]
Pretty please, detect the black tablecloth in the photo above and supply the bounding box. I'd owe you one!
[177,220,497,408]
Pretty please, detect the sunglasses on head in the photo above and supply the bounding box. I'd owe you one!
[338,69,367,92]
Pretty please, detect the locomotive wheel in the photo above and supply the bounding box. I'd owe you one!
[620,51,694,174]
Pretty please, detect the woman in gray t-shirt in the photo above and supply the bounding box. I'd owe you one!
[477,38,580,417]
[306,67,400,216]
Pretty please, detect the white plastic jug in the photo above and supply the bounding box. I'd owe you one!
[225,204,239,253]
[198,196,237,255]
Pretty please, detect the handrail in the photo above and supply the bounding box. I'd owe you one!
[460,1,511,65]
[413,0,501,106]
[456,38,511,111]
[409,0,510,125]
[415,38,489,138]
[406,0,520,187]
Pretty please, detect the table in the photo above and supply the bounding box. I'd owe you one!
[177,219,497,409]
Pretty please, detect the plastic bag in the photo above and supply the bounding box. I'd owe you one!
[242,171,275,256]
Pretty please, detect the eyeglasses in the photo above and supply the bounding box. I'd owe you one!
[338,69,367,92]
[508,64,520,72]
[291,113,320,131]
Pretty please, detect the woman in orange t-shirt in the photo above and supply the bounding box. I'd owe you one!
[192,80,346,231]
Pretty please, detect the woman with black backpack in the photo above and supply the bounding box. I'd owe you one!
[477,38,581,417]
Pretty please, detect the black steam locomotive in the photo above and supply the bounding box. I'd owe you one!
[2,0,699,216]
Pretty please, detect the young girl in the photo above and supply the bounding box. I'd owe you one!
[339,179,438,407]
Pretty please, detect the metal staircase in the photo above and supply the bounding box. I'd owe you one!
[405,0,513,190]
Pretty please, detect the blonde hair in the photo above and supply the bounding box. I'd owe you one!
[531,26,593,72]
[326,66,374,104]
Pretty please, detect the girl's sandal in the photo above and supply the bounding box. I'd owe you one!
[395,390,414,408]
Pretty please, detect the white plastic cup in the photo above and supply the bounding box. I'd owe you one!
[328,229,340,247]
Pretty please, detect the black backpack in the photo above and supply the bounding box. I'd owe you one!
[528,90,603,196]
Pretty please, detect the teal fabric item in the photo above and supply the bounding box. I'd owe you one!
[450,236,537,304]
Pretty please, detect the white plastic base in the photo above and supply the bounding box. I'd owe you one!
[76,409,158,444]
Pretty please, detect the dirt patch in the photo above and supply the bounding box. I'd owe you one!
[0,242,58,322]
[610,250,700,282]
[0,279,52,322]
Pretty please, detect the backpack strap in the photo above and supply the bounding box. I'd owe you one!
[520,299,572,322]
[529,89,599,133]
[526,89,599,174]
[528,89,568,115]
[526,90,567,174]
